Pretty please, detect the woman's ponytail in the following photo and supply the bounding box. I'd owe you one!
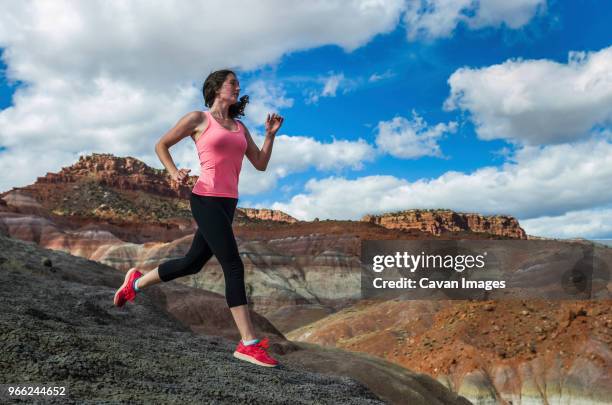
[229,95,249,119]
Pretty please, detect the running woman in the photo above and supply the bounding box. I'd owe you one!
[113,69,284,367]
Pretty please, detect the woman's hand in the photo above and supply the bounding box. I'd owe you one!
[265,113,284,137]
[170,168,191,185]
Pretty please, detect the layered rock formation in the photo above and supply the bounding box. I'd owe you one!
[188,233,363,320]
[0,211,364,322]
[2,205,498,326]
[240,207,298,223]
[0,190,537,331]
[362,209,527,239]
[288,298,612,404]
[35,153,193,199]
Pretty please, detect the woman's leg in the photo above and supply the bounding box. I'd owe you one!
[190,194,257,342]
[137,224,214,289]
[134,266,161,289]
[156,228,214,282]
[230,305,257,341]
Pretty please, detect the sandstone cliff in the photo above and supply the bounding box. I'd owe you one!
[36,153,193,199]
[362,209,527,239]
[240,207,298,223]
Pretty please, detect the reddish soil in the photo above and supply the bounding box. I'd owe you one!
[289,298,612,379]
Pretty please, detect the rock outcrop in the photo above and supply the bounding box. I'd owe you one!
[240,208,298,223]
[362,209,527,239]
[35,153,193,199]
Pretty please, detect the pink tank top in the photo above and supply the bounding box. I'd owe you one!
[192,111,248,198]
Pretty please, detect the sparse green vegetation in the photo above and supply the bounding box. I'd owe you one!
[52,180,191,223]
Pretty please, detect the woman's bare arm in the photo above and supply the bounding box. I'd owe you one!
[244,126,274,171]
[243,113,283,171]
[155,111,205,182]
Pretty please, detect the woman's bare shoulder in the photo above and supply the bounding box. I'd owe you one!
[182,110,205,132]
[183,110,207,126]
[189,111,209,142]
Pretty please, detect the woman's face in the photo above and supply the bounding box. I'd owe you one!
[217,73,240,104]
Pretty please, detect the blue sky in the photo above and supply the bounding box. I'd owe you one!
[1,1,611,238]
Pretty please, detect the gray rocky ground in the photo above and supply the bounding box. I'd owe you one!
[0,235,470,404]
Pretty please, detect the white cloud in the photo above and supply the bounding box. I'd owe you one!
[521,207,612,239]
[469,0,547,29]
[368,70,395,82]
[305,73,346,104]
[0,77,199,153]
[0,0,405,191]
[444,46,612,145]
[322,74,343,97]
[270,136,612,238]
[375,111,457,159]
[238,131,376,195]
[0,1,406,86]
[404,0,546,40]
[0,149,78,193]
[243,80,293,128]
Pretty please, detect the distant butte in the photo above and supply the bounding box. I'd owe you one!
[362,209,527,239]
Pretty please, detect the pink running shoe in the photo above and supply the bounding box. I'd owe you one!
[113,267,143,307]
[233,338,279,367]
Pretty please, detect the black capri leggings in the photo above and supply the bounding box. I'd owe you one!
[157,192,247,308]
